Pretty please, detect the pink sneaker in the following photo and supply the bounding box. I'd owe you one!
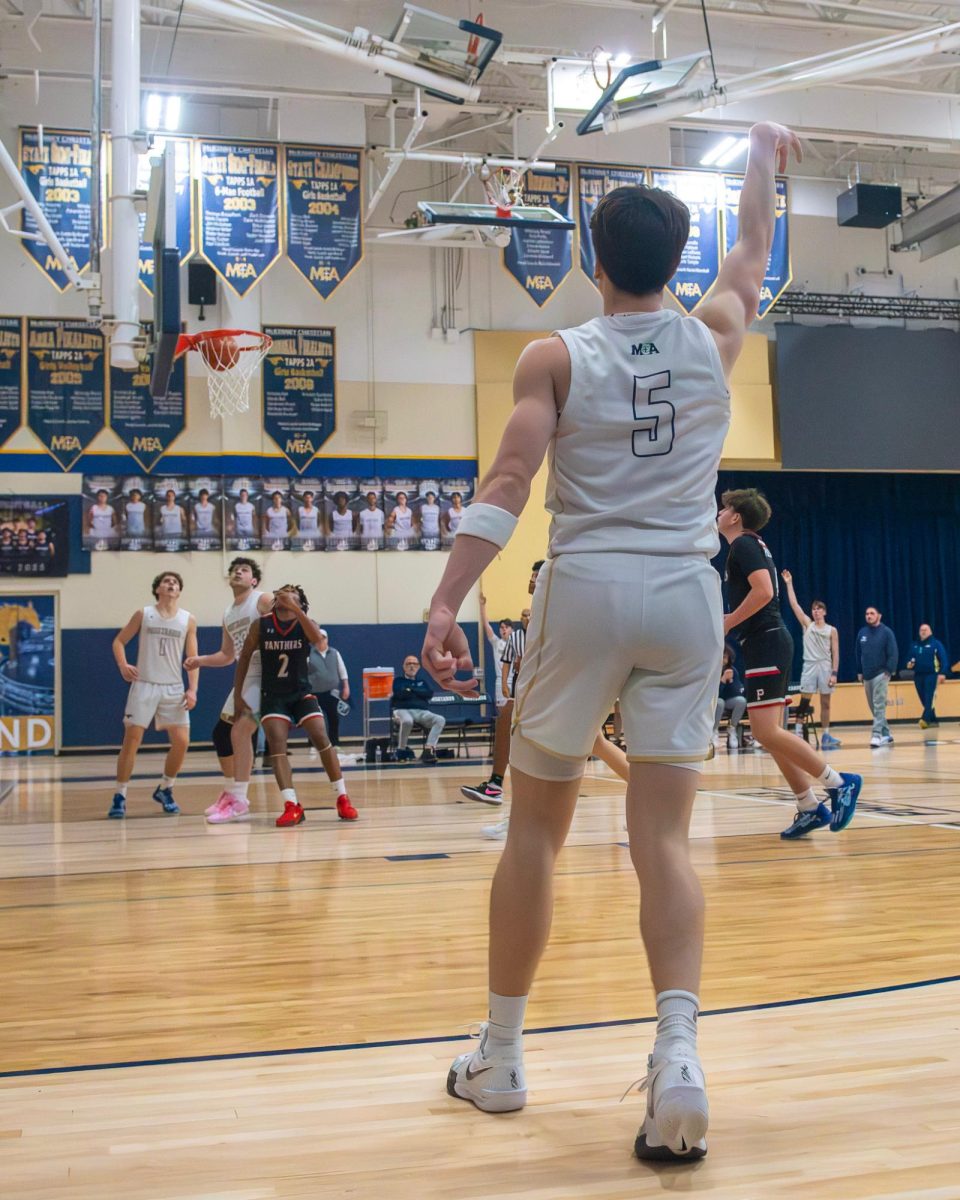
[206,794,250,824]
[205,791,231,817]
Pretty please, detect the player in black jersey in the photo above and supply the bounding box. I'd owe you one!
[234,585,358,826]
[719,488,861,840]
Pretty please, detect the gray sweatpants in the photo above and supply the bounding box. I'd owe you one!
[714,695,747,734]
[394,708,445,749]
[863,674,890,737]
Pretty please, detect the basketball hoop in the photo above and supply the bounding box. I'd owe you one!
[176,328,272,419]
[481,164,525,219]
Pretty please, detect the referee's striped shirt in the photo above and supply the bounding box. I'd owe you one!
[500,626,527,683]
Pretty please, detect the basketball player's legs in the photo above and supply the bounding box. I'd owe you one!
[162,724,190,780]
[115,724,145,788]
[490,698,512,781]
[262,718,293,790]
[591,731,630,782]
[301,709,357,819]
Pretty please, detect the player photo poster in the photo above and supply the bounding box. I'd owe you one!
[26,318,106,471]
[117,476,152,551]
[0,498,69,577]
[504,164,573,307]
[416,481,443,551]
[382,478,421,552]
[724,175,791,316]
[261,325,336,472]
[283,145,362,299]
[0,317,24,451]
[440,478,474,545]
[324,477,359,552]
[650,169,721,313]
[198,141,280,296]
[225,477,262,551]
[356,479,385,552]
[577,164,648,284]
[261,478,294,551]
[82,475,121,550]
[0,593,57,754]
[188,476,223,551]
[152,475,189,552]
[290,478,324,552]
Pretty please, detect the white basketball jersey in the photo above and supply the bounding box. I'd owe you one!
[160,505,182,535]
[331,510,354,536]
[194,503,215,533]
[392,507,413,533]
[137,605,190,685]
[125,501,145,534]
[447,507,463,533]
[359,508,384,538]
[235,501,255,532]
[224,589,263,681]
[549,311,730,558]
[91,504,114,535]
[299,507,320,535]
[266,508,288,536]
[803,622,834,665]
[420,503,440,535]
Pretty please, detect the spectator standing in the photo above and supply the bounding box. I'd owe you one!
[781,570,841,748]
[855,606,898,747]
[391,654,445,763]
[307,629,350,746]
[713,645,747,750]
[906,623,949,729]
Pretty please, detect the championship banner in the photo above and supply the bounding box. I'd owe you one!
[19,128,98,292]
[198,141,280,296]
[261,325,336,473]
[650,169,721,313]
[109,347,187,471]
[724,175,791,317]
[26,318,106,471]
[0,317,23,451]
[577,164,647,284]
[283,146,362,298]
[0,593,57,754]
[137,138,194,295]
[503,165,572,307]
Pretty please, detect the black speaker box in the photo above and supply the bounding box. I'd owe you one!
[837,183,903,229]
[188,260,217,306]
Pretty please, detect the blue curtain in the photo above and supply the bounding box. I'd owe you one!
[716,471,960,682]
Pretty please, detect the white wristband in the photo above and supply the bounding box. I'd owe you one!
[455,502,518,550]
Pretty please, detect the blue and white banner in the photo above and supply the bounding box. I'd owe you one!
[19,129,98,292]
[198,141,280,296]
[283,146,362,298]
[724,175,791,317]
[137,138,194,295]
[26,318,106,471]
[650,169,721,313]
[262,326,336,474]
[110,349,187,471]
[0,593,57,753]
[0,317,23,451]
[577,164,648,285]
[504,165,572,307]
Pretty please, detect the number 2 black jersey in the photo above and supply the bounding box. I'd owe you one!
[549,310,730,558]
[259,613,311,697]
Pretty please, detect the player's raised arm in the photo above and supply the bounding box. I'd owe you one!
[113,609,144,682]
[698,122,802,375]
[780,569,811,629]
[233,622,260,715]
[423,336,564,692]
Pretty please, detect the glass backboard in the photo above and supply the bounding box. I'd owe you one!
[389,4,502,91]
[575,52,710,135]
[418,200,575,229]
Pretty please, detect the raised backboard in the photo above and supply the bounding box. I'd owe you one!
[389,4,502,96]
[575,52,710,135]
[418,200,575,229]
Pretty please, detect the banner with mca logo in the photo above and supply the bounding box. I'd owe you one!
[198,140,280,296]
[724,175,791,317]
[0,317,23,451]
[0,593,58,754]
[19,128,99,292]
[26,318,106,471]
[577,164,648,285]
[261,326,336,473]
[137,138,194,295]
[650,169,721,314]
[109,345,187,471]
[503,164,572,307]
[283,146,363,299]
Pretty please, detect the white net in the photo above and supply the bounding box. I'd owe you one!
[481,166,525,214]
[189,331,272,419]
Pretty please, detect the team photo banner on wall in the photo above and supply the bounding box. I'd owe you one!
[650,169,721,313]
[0,593,57,754]
[283,146,362,298]
[138,138,194,295]
[18,128,98,292]
[577,164,648,284]
[504,165,572,307]
[198,141,280,296]
[26,318,106,471]
[110,349,187,471]
[262,326,336,473]
[0,317,23,451]
[724,175,791,316]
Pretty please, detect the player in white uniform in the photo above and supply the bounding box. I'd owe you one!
[108,572,198,819]
[444,493,464,536]
[423,122,802,1163]
[358,492,385,547]
[263,492,291,546]
[192,489,217,542]
[419,491,441,543]
[124,490,146,538]
[782,570,841,748]
[386,492,415,545]
[183,557,275,823]
[87,490,118,544]
[233,489,256,540]
[328,492,355,545]
[297,492,321,546]
[158,490,186,541]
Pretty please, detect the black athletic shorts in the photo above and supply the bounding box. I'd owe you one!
[741,626,794,709]
[260,691,326,727]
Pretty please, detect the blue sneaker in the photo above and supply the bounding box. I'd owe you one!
[828,772,861,832]
[107,793,126,819]
[780,802,831,839]
[820,732,842,749]
[152,785,180,815]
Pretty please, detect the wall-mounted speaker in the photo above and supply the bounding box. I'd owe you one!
[187,260,217,319]
[837,184,903,229]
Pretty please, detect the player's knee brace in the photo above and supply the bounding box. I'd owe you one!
[212,718,234,759]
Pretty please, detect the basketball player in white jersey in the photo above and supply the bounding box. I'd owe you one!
[124,489,147,538]
[87,489,118,545]
[358,491,385,547]
[157,489,186,545]
[192,488,218,543]
[297,491,321,547]
[327,491,355,545]
[386,491,416,545]
[233,489,256,540]
[419,491,441,544]
[183,556,274,823]
[108,572,198,819]
[263,491,292,547]
[781,570,841,748]
[443,492,464,536]
[423,122,803,1162]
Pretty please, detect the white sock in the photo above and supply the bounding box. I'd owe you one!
[330,777,347,799]
[819,765,843,789]
[116,783,128,799]
[794,787,819,813]
[232,781,248,801]
[281,787,297,804]
[486,991,527,1054]
[653,990,699,1061]
[161,775,176,789]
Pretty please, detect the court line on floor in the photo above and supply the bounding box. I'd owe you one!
[2,973,958,1082]
[700,789,960,832]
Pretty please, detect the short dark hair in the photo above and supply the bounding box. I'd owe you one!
[228,556,261,584]
[303,491,315,500]
[811,599,827,611]
[590,185,690,296]
[152,571,183,598]
[721,488,772,532]
[532,560,545,572]
[277,583,309,612]
[500,617,514,628]
[271,491,283,499]
[198,489,210,499]
[334,491,348,503]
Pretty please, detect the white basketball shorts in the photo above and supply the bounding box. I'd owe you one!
[125,681,189,731]
[800,660,834,694]
[510,552,722,776]
[220,670,262,722]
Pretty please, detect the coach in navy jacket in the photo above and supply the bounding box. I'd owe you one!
[906,624,949,727]
[856,606,898,745]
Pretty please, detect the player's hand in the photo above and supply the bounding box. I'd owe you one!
[721,668,734,684]
[341,684,350,701]
[422,603,477,696]
[120,662,139,682]
[938,674,945,683]
[750,122,803,172]
[183,655,202,671]
[829,673,837,684]
[183,689,197,711]
[780,569,792,583]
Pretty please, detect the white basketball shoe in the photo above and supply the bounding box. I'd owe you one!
[633,1051,709,1162]
[446,1024,527,1113]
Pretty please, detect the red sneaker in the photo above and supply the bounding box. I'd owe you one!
[276,800,305,827]
[337,794,359,821]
